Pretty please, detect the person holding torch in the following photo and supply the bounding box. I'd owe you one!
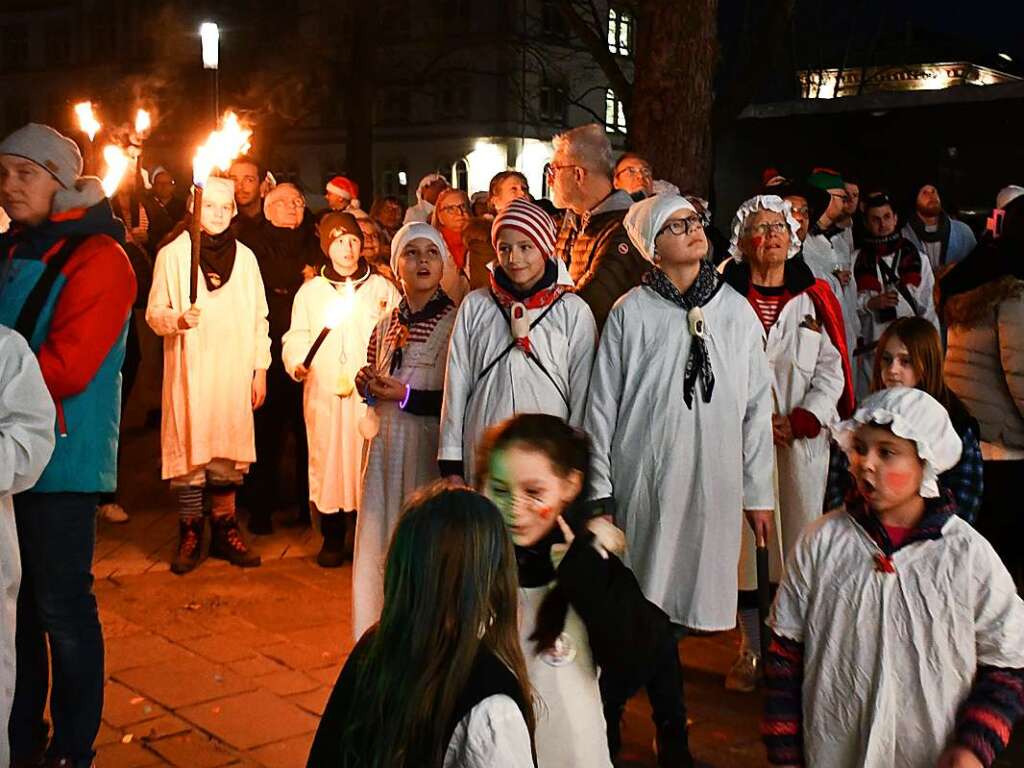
[145,175,269,575]
[282,212,399,568]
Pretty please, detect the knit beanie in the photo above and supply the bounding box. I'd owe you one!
[807,166,845,192]
[0,123,83,188]
[319,211,363,255]
[490,197,557,258]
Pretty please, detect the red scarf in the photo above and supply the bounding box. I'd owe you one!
[488,262,570,355]
[805,279,856,418]
[441,226,467,272]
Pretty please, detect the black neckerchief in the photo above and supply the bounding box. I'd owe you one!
[846,491,957,557]
[199,229,237,291]
[492,258,559,302]
[515,527,564,588]
[721,254,817,296]
[321,259,370,285]
[908,212,951,265]
[642,261,722,408]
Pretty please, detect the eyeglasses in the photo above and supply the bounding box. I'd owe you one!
[750,221,789,236]
[831,192,850,204]
[616,165,652,180]
[543,162,582,181]
[790,205,809,217]
[439,203,469,215]
[273,198,305,210]
[656,216,702,238]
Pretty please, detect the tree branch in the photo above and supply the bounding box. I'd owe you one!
[558,0,633,113]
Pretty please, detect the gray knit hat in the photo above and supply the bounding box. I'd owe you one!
[0,123,83,188]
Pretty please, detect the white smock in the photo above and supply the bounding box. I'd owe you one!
[738,291,844,588]
[802,233,858,362]
[282,273,400,513]
[145,231,271,480]
[585,284,775,630]
[771,512,1024,768]
[438,287,596,485]
[0,327,55,768]
[352,302,457,639]
[519,585,612,768]
[443,695,535,768]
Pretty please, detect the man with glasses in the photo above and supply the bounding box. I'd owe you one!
[613,152,654,200]
[237,182,319,533]
[549,124,647,330]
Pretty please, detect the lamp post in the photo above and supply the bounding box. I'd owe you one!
[200,22,219,126]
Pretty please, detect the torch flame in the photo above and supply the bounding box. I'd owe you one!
[100,145,130,197]
[134,109,151,136]
[323,282,356,329]
[192,111,252,187]
[74,101,101,141]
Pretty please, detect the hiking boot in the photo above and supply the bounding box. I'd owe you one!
[210,515,261,567]
[171,517,204,575]
[247,508,274,536]
[316,513,347,568]
[724,649,760,692]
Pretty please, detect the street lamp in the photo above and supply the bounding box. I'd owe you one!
[200,22,219,123]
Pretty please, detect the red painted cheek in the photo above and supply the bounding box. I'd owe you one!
[883,469,914,494]
[752,235,764,250]
[537,506,553,520]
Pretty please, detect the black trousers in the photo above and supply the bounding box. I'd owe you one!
[243,362,308,518]
[978,459,1024,591]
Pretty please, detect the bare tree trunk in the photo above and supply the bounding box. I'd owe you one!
[630,0,717,197]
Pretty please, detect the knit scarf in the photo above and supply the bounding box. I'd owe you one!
[907,212,951,266]
[321,259,370,285]
[642,262,721,408]
[199,229,237,291]
[384,289,453,374]
[854,236,923,292]
[489,260,568,356]
[441,226,468,272]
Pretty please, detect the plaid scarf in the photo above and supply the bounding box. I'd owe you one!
[383,289,453,374]
[642,261,722,408]
[489,260,570,355]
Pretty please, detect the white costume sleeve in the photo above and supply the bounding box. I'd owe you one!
[768,523,818,642]
[281,285,314,380]
[797,323,844,427]
[251,262,272,371]
[438,299,475,466]
[443,695,534,768]
[584,304,624,501]
[565,300,598,429]
[145,244,184,337]
[913,254,940,332]
[0,330,55,496]
[742,322,776,510]
[972,537,1024,668]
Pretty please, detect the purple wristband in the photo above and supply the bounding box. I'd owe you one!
[398,383,411,410]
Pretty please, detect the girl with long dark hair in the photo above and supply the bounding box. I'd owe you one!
[307,484,535,768]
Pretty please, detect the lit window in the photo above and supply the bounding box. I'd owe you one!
[607,7,632,56]
[605,89,626,134]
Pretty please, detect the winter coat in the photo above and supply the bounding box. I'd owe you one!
[944,276,1024,455]
[555,190,648,331]
[145,231,271,480]
[0,193,136,493]
[901,217,977,272]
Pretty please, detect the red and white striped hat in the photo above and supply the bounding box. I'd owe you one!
[490,197,557,258]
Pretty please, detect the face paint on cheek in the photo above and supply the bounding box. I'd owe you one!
[536,506,553,520]
[882,469,914,494]
[752,235,763,250]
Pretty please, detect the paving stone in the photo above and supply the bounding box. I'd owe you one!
[94,740,165,767]
[100,609,148,639]
[146,731,238,768]
[281,623,349,657]
[287,686,332,717]
[178,689,317,750]
[154,619,215,642]
[134,714,192,742]
[305,665,342,686]
[106,632,197,673]
[115,656,255,709]
[258,641,339,671]
[227,655,289,678]
[181,634,260,664]
[103,681,166,729]
[96,720,122,747]
[246,733,316,768]
[255,669,320,697]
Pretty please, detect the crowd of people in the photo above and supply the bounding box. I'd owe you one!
[1,118,1023,768]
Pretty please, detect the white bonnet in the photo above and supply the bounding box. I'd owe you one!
[623,193,699,264]
[727,194,802,261]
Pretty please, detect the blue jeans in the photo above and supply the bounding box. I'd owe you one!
[10,492,104,767]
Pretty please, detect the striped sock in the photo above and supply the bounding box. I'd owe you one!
[178,486,203,520]
[738,608,761,656]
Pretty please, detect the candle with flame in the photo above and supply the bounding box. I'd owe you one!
[189,111,253,305]
[302,283,356,371]
[100,145,129,197]
[74,101,101,141]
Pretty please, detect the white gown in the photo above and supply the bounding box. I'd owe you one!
[771,512,1024,768]
[737,291,845,589]
[438,287,597,486]
[585,283,775,630]
[145,232,271,480]
[802,233,858,362]
[0,327,55,768]
[352,301,457,639]
[282,273,400,513]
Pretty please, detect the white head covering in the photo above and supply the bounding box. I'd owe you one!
[389,221,450,277]
[996,184,1024,211]
[833,387,962,499]
[727,194,802,261]
[623,193,698,264]
[416,172,448,203]
[651,179,681,197]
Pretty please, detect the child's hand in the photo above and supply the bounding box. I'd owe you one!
[369,376,407,402]
[745,509,773,546]
[551,516,575,569]
[354,365,374,394]
[251,369,267,410]
[177,306,201,329]
[294,364,310,381]
[586,516,625,558]
[936,746,983,768]
[772,414,794,446]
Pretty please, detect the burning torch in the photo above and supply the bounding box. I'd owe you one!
[73,101,101,174]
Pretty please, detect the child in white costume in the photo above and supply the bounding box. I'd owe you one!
[283,212,400,567]
[764,387,1024,768]
[146,176,269,574]
[438,198,596,486]
[351,223,457,639]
